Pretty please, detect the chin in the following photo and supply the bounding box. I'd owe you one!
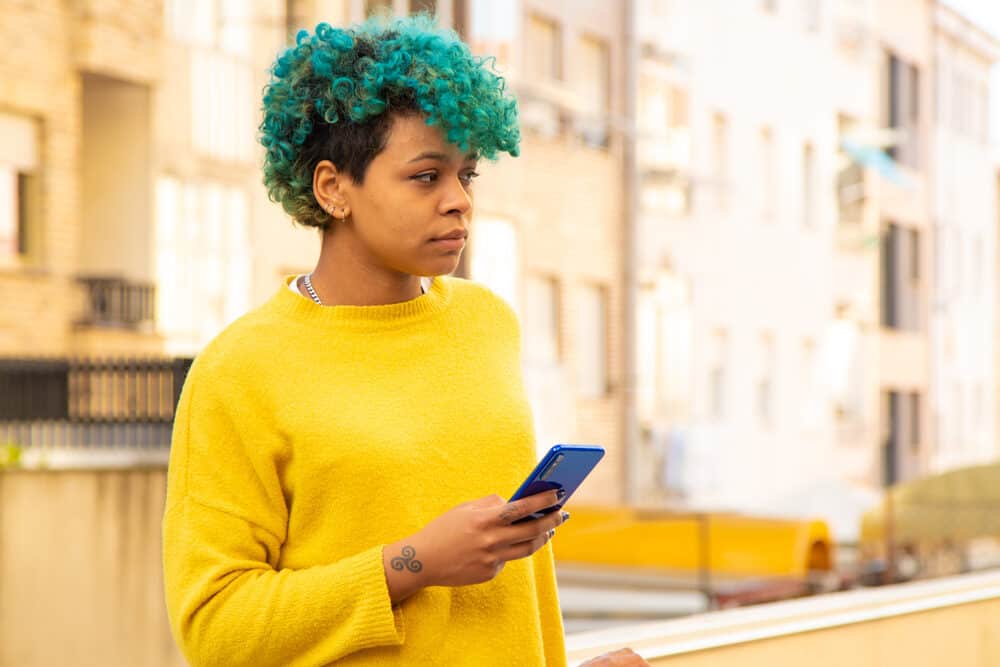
[420,256,463,277]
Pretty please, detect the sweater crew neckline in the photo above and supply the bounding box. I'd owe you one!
[269,274,453,330]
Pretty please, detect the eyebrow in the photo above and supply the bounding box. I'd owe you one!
[406,151,479,164]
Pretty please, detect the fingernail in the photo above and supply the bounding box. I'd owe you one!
[548,528,555,538]
[561,511,570,522]
[556,489,567,501]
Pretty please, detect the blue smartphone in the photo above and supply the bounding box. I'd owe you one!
[508,444,605,523]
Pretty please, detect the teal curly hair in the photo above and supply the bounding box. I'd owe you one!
[259,14,521,228]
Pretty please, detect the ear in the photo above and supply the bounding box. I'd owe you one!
[313,160,353,219]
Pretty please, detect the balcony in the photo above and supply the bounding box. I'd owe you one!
[75,276,155,331]
[0,355,192,466]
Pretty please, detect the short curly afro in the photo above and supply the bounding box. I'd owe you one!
[259,13,521,229]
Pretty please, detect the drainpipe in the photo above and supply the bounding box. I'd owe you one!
[622,0,640,505]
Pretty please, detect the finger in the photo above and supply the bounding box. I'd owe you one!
[496,489,562,525]
[502,509,568,544]
[497,528,553,562]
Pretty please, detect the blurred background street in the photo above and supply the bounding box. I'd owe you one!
[3,0,1000,665]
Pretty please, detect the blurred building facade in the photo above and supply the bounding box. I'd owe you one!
[632,0,890,513]
[0,0,316,358]
[0,0,631,503]
[629,0,1000,530]
[1,0,997,516]
[929,3,1000,473]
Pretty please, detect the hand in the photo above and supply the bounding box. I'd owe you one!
[579,648,651,666]
[382,490,566,603]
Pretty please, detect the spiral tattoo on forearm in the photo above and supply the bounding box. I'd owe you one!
[390,545,423,573]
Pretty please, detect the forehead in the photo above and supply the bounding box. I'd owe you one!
[380,114,475,162]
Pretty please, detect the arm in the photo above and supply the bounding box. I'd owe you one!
[162,361,404,667]
[163,498,404,667]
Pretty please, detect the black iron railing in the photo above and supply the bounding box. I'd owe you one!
[0,357,193,448]
[76,276,156,329]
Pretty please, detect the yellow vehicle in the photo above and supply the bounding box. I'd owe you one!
[860,461,1000,581]
[552,505,837,608]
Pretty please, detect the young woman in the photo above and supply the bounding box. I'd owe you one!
[162,14,648,666]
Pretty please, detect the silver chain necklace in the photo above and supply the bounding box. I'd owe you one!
[302,273,425,306]
[302,273,323,305]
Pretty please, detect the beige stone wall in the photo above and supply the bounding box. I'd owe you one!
[0,1,86,354]
[0,468,186,667]
[647,599,1000,667]
[567,570,1000,667]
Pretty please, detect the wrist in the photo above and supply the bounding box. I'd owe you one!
[383,537,433,604]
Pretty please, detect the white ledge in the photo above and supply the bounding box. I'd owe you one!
[565,569,1000,664]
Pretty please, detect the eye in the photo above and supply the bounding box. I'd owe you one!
[412,171,438,183]
[460,171,480,186]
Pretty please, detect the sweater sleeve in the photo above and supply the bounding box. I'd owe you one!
[162,358,405,667]
[532,543,568,667]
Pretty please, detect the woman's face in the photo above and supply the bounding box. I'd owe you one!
[322,114,479,279]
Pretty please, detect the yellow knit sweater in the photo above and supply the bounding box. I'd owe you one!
[162,275,567,666]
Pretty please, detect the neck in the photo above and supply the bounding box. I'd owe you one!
[307,227,425,306]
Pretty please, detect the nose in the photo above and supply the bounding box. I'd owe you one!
[441,175,472,217]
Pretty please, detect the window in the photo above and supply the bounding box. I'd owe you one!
[0,113,40,263]
[366,0,393,17]
[880,222,921,331]
[525,276,560,365]
[525,14,561,82]
[637,285,658,420]
[886,52,921,168]
[881,391,898,486]
[881,389,922,484]
[804,0,821,31]
[166,0,250,56]
[191,50,254,161]
[577,35,610,148]
[409,0,437,14]
[936,58,949,129]
[576,285,609,398]
[468,0,516,66]
[973,235,984,298]
[452,0,468,38]
[757,333,775,427]
[954,384,964,446]
[708,329,728,419]
[156,177,251,352]
[166,0,254,162]
[978,82,989,143]
[836,114,864,226]
[976,382,985,429]
[800,338,819,426]
[521,14,562,138]
[712,113,729,211]
[760,127,776,221]
[470,217,520,313]
[669,87,689,128]
[909,392,921,451]
[954,228,963,293]
[803,142,816,227]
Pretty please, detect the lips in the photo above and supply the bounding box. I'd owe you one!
[432,229,468,241]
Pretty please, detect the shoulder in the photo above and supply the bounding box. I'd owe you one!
[184,301,285,388]
[445,276,519,326]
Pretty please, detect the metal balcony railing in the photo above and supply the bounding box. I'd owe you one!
[76,276,156,330]
[0,356,193,450]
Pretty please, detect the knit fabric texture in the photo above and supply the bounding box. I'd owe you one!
[162,275,567,666]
